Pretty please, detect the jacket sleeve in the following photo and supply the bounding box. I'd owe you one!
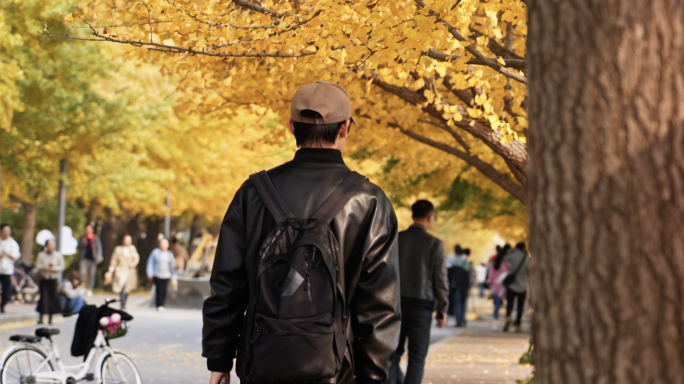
[146,250,155,278]
[108,248,119,272]
[432,241,449,317]
[202,186,250,373]
[36,253,47,271]
[55,253,65,272]
[350,197,401,383]
[132,249,140,268]
[95,237,103,263]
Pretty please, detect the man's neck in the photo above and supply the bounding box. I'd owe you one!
[0,236,8,241]
[412,222,428,229]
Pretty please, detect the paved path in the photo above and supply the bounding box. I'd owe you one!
[0,290,533,383]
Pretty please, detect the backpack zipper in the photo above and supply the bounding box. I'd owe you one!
[304,247,316,307]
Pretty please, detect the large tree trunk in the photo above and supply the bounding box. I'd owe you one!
[528,0,684,383]
[19,202,38,262]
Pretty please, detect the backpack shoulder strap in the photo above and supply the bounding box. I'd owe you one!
[310,171,367,225]
[249,171,296,224]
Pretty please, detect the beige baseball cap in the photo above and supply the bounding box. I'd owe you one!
[291,81,357,125]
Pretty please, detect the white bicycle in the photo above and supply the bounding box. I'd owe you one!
[0,299,141,384]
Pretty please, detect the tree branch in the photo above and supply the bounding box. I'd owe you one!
[441,21,528,84]
[44,31,317,58]
[367,73,528,186]
[232,0,289,17]
[389,122,526,203]
[470,29,524,61]
[426,49,526,71]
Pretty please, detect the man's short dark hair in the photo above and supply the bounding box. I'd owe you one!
[172,237,179,244]
[454,244,462,254]
[293,110,345,147]
[0,224,8,230]
[464,248,471,256]
[516,242,526,251]
[411,200,434,219]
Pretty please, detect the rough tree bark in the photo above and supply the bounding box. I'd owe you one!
[19,202,37,262]
[528,0,684,383]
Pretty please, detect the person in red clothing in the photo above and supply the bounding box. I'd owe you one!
[77,224,102,296]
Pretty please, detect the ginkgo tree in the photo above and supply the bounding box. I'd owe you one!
[48,0,529,204]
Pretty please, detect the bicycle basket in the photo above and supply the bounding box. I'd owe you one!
[100,316,129,340]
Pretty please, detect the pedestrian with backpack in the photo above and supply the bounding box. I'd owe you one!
[387,200,448,384]
[447,247,474,327]
[202,81,401,384]
[502,242,529,332]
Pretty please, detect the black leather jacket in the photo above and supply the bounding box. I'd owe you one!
[397,225,449,316]
[202,148,401,384]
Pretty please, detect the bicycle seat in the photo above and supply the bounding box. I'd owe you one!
[9,334,41,343]
[35,328,60,337]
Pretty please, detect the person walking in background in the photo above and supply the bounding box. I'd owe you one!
[388,200,448,384]
[0,224,20,314]
[488,246,510,328]
[59,271,85,316]
[504,242,529,333]
[146,238,177,312]
[106,235,139,310]
[36,239,64,324]
[476,262,488,298]
[448,247,474,327]
[170,236,189,274]
[78,224,102,297]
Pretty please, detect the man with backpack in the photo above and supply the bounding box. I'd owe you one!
[202,81,401,384]
[448,247,474,327]
[388,200,448,384]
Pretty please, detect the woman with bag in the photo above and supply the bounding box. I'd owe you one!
[36,239,65,324]
[488,246,510,328]
[146,238,177,312]
[105,235,140,310]
[503,242,529,333]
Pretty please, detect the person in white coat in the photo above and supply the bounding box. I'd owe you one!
[0,224,20,313]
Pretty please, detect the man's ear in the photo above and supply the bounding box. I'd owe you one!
[338,119,350,139]
[288,118,295,135]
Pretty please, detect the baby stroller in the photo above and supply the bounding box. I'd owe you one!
[11,260,39,304]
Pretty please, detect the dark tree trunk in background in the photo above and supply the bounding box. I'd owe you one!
[140,216,163,282]
[188,214,203,256]
[125,215,141,247]
[19,201,37,262]
[528,0,684,383]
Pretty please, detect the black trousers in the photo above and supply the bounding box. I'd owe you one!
[153,277,169,307]
[506,289,527,325]
[0,274,11,310]
[388,305,433,384]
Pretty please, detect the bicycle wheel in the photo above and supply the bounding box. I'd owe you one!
[100,352,142,384]
[1,347,54,384]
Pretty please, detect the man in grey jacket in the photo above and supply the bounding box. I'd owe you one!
[388,200,449,384]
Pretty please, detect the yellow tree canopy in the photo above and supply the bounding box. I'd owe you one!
[50,0,529,206]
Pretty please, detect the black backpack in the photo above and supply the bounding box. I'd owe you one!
[447,265,470,291]
[242,170,367,383]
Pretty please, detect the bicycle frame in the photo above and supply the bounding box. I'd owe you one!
[0,330,125,384]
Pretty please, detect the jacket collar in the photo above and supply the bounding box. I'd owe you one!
[292,148,345,165]
[409,224,428,231]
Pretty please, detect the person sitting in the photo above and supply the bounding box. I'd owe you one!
[59,271,86,316]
